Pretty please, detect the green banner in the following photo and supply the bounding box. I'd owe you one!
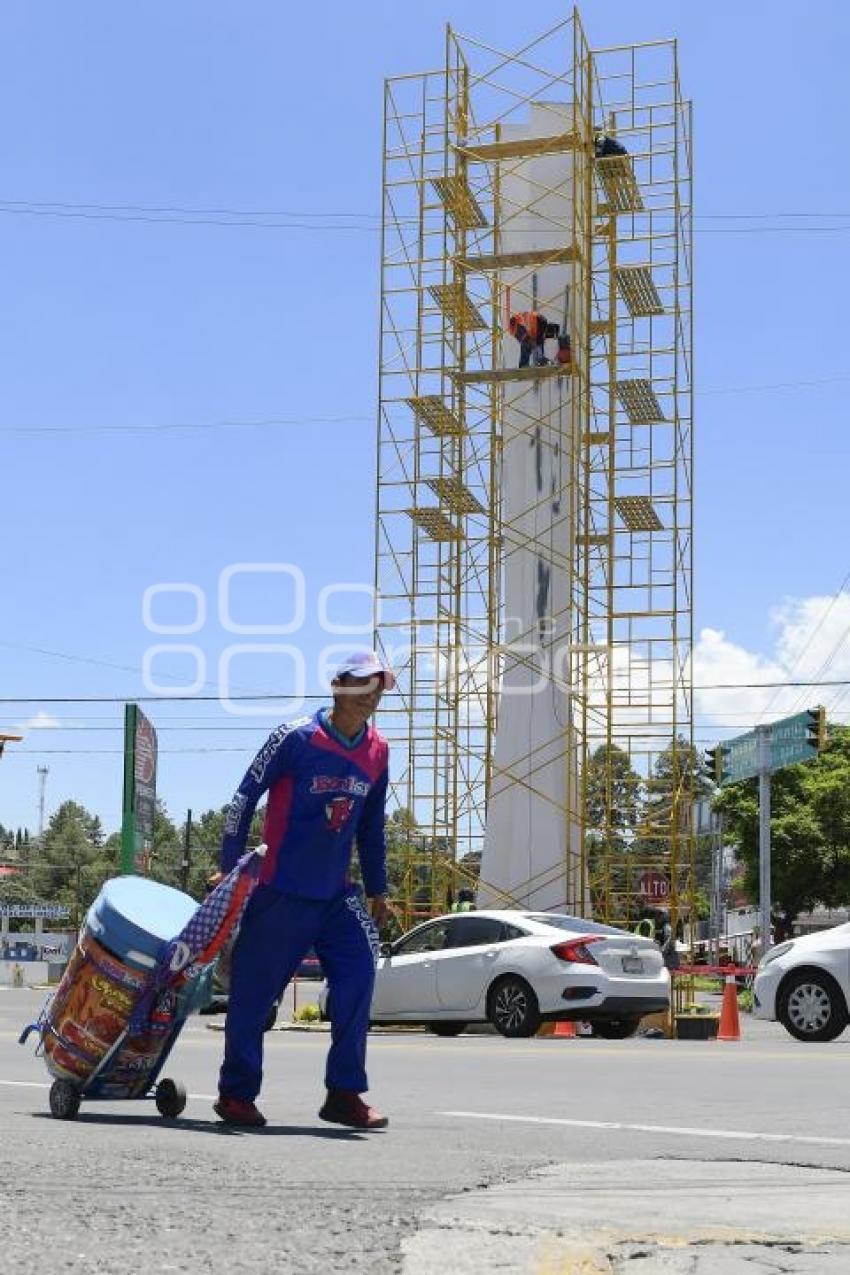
[120,704,158,874]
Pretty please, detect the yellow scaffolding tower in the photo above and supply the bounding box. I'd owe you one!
[374,11,693,934]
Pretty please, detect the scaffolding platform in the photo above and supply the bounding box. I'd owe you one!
[406,395,466,437]
[615,378,666,424]
[428,283,488,331]
[458,131,578,164]
[425,476,484,515]
[616,264,664,317]
[614,495,664,531]
[431,175,488,230]
[407,508,463,542]
[458,244,578,273]
[595,153,644,213]
[452,363,574,385]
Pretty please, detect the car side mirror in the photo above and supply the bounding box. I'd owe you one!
[379,941,394,958]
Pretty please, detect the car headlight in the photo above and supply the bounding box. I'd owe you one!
[758,940,794,970]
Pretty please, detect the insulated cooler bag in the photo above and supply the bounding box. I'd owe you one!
[43,876,199,1098]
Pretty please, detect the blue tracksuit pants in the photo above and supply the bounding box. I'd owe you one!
[219,885,379,1101]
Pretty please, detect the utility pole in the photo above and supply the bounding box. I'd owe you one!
[181,810,192,893]
[37,766,49,839]
[710,807,724,967]
[757,725,772,956]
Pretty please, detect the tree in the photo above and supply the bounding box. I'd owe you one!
[146,802,182,890]
[715,723,850,933]
[583,744,643,921]
[32,801,113,926]
[585,744,642,848]
[639,736,711,849]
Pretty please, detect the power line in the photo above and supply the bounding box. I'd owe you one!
[697,211,850,219]
[0,199,383,220]
[755,570,850,724]
[3,199,850,236]
[3,374,850,440]
[0,413,372,436]
[697,375,850,396]
[3,198,850,222]
[0,206,382,231]
[3,678,850,706]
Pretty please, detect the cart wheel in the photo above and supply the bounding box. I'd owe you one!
[155,1078,187,1119]
[49,1079,81,1121]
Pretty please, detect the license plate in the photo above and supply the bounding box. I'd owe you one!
[622,956,643,974]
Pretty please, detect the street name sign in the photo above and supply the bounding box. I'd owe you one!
[722,730,759,784]
[718,708,823,786]
[769,711,819,770]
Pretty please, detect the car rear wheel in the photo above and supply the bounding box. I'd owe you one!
[778,969,848,1043]
[593,1017,641,1040]
[427,1022,467,1037]
[488,976,541,1038]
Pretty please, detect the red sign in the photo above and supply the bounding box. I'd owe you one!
[638,871,669,903]
[135,716,157,786]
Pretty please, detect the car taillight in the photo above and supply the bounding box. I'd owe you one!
[550,937,603,965]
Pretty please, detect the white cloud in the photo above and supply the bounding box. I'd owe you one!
[694,592,850,735]
[18,712,61,732]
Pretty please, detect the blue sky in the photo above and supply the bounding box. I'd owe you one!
[2,1,849,836]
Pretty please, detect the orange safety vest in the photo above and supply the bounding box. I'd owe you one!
[509,311,545,342]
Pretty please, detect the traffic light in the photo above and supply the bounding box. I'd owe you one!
[704,745,725,785]
[805,705,827,753]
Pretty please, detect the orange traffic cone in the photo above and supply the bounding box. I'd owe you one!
[717,975,741,1042]
[553,1019,577,1039]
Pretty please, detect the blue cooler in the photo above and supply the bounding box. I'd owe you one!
[87,876,198,971]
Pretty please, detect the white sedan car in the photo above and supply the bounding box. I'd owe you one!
[753,924,850,1042]
[319,909,669,1038]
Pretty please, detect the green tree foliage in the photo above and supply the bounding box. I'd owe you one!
[145,801,182,891]
[584,744,643,921]
[638,735,711,852]
[0,868,45,909]
[147,804,264,900]
[0,824,31,859]
[585,744,642,849]
[32,801,114,925]
[715,723,850,931]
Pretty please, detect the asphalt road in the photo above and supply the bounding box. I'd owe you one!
[2,986,850,1273]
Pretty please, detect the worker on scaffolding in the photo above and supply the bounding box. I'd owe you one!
[634,908,656,941]
[594,131,628,159]
[450,887,476,913]
[509,311,552,368]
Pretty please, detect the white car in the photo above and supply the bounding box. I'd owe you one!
[753,924,850,1042]
[319,909,669,1038]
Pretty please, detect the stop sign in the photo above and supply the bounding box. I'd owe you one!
[638,871,669,903]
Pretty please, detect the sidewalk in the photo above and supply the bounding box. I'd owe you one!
[402,1159,850,1272]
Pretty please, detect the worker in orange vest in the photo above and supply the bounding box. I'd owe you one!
[509,311,550,368]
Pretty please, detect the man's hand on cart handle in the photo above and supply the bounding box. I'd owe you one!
[368,895,390,928]
[205,844,266,894]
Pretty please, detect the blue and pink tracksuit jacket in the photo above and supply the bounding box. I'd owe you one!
[218,710,389,1100]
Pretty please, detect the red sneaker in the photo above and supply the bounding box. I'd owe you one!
[319,1089,388,1130]
[213,1095,267,1127]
